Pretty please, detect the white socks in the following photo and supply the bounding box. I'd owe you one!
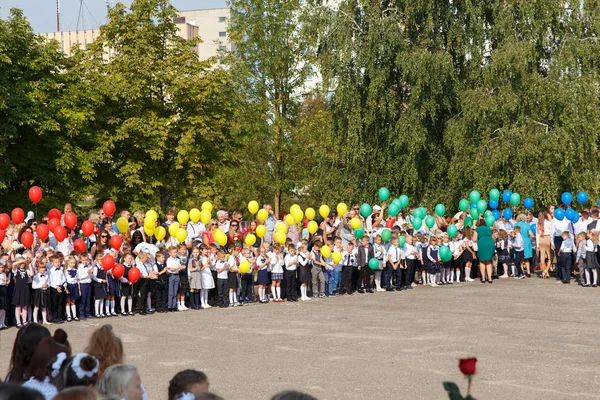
[71,304,76,318]
[65,305,71,318]
[201,289,209,306]
[229,292,234,304]
[95,299,103,316]
[259,287,266,301]
[275,287,281,300]
[593,269,598,285]
[33,306,39,323]
[120,297,126,313]
[105,300,110,314]
[271,286,277,299]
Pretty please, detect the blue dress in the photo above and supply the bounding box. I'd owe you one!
[515,221,533,259]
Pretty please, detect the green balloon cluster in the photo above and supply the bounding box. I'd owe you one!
[413,207,426,219]
[476,199,487,213]
[469,190,481,203]
[413,217,423,230]
[388,202,400,217]
[368,258,380,270]
[398,195,409,208]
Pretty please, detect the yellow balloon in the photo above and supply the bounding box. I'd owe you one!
[274,231,287,244]
[284,214,295,226]
[350,217,361,230]
[201,201,213,212]
[213,228,223,237]
[144,225,154,236]
[145,210,158,222]
[337,203,348,216]
[244,234,256,246]
[177,210,189,225]
[307,220,318,234]
[320,245,331,259]
[176,228,188,243]
[168,222,180,237]
[189,208,201,223]
[305,207,316,221]
[239,260,251,274]
[332,250,342,264]
[319,205,330,219]
[144,219,155,230]
[116,217,129,233]
[257,209,269,222]
[290,204,301,213]
[248,200,259,214]
[216,233,227,247]
[200,210,211,225]
[154,226,166,241]
[256,225,266,238]
[292,208,303,223]
[275,221,288,233]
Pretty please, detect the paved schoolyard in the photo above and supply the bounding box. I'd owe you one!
[1,279,598,399]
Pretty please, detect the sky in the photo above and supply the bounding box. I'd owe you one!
[0,0,228,33]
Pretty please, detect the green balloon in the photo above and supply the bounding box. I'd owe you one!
[392,199,402,209]
[388,203,400,217]
[485,214,496,227]
[368,257,380,270]
[447,224,458,238]
[360,203,372,218]
[354,227,365,239]
[464,216,473,227]
[469,190,481,204]
[439,245,452,262]
[398,236,406,248]
[459,199,470,212]
[381,228,392,242]
[378,187,390,201]
[425,215,435,229]
[413,207,424,219]
[489,188,500,201]
[413,217,423,230]
[484,210,492,217]
[435,203,446,217]
[476,199,487,213]
[510,193,521,206]
[399,195,409,208]
[470,208,480,219]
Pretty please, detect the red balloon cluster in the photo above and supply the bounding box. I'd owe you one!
[128,267,140,284]
[64,212,77,230]
[110,235,122,251]
[21,232,34,248]
[73,238,86,253]
[81,220,94,237]
[36,224,49,241]
[112,263,125,279]
[103,200,116,217]
[28,186,42,204]
[11,208,24,224]
[102,255,115,271]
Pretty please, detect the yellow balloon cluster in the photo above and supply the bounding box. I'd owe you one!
[168,222,180,237]
[275,221,288,233]
[213,228,228,246]
[201,201,213,212]
[284,214,295,226]
[200,209,211,225]
[274,231,287,244]
[177,210,189,225]
[116,217,128,233]
[154,226,166,241]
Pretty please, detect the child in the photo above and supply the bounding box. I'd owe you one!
[284,244,298,302]
[402,235,418,289]
[332,237,343,295]
[576,232,587,286]
[92,253,108,318]
[372,235,385,292]
[168,369,210,400]
[449,233,463,283]
[511,226,525,280]
[177,244,189,311]
[441,234,451,284]
[239,247,254,304]
[462,227,476,282]
[134,251,152,315]
[0,261,8,329]
[188,247,202,310]
[584,230,598,287]
[119,253,135,316]
[167,246,183,312]
[418,234,429,285]
[199,246,215,309]
[311,241,327,297]
[426,237,440,287]
[12,257,34,327]
[32,258,51,325]
[78,252,94,320]
[356,236,374,293]
[297,244,312,300]
[49,254,67,324]
[153,251,169,312]
[340,242,357,295]
[386,236,401,291]
[496,230,512,278]
[558,231,574,284]
[269,244,285,302]
[214,250,229,308]
[256,247,269,303]
[105,251,119,317]
[64,256,81,321]
[227,248,240,307]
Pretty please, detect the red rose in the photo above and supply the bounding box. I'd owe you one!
[458,357,477,375]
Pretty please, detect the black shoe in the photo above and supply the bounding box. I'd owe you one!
[121,312,127,316]
[357,289,365,294]
[488,280,493,284]
[366,289,374,293]
[386,288,395,292]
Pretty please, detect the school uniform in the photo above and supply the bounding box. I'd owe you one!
[559,237,574,283]
[92,265,108,301]
[340,251,356,294]
[215,260,229,307]
[78,262,94,318]
[119,264,134,297]
[32,272,50,308]
[426,246,440,274]
[166,256,181,310]
[0,272,8,314]
[356,243,374,292]
[65,268,80,300]
[177,254,189,296]
[310,249,326,297]
[239,256,253,303]
[153,262,169,312]
[256,256,269,285]
[387,245,401,290]
[298,253,312,284]
[512,234,525,277]
[49,265,66,322]
[584,240,599,272]
[200,256,215,289]
[134,261,151,314]
[576,241,587,285]
[11,268,30,308]
[403,243,418,287]
[227,256,238,290]
[188,257,203,290]
[284,254,298,301]
[419,243,429,282]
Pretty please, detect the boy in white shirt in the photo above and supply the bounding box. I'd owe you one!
[166,246,183,311]
[387,236,401,291]
[284,244,299,301]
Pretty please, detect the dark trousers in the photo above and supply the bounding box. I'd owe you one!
[217,278,229,307]
[285,270,297,300]
[341,266,353,293]
[209,271,218,306]
[240,273,253,302]
[554,236,563,279]
[50,288,65,321]
[559,253,572,282]
[384,262,395,289]
[395,267,404,289]
[405,259,417,286]
[135,279,150,312]
[79,283,92,318]
[357,266,373,290]
[154,283,168,311]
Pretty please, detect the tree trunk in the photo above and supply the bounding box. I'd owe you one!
[274,189,281,220]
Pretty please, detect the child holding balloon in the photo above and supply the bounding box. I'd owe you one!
[176,244,189,311]
[92,253,108,318]
[239,247,254,304]
[227,248,240,307]
[64,256,81,322]
[188,247,203,310]
[119,253,135,316]
[269,244,285,302]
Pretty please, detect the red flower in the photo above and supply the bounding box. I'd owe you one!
[458,357,477,375]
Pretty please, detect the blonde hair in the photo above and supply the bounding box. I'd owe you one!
[96,364,137,399]
[85,326,124,376]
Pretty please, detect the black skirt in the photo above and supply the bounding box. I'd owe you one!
[299,265,311,284]
[120,282,133,297]
[33,289,50,308]
[12,283,30,306]
[94,282,108,300]
[0,286,8,310]
[227,272,238,289]
[178,276,189,294]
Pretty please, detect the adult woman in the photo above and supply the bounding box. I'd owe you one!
[130,231,143,249]
[90,230,111,260]
[201,219,218,247]
[537,211,553,279]
[227,221,242,250]
[96,364,144,400]
[5,322,50,383]
[245,220,261,250]
[474,218,495,283]
[515,214,535,277]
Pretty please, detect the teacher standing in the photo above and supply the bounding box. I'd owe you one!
[474,218,495,283]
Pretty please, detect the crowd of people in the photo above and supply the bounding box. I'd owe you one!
[1,322,318,400]
[0,200,594,330]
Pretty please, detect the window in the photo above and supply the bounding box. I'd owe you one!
[219,16,226,23]
[173,16,185,24]
[218,45,227,51]
[219,31,227,37]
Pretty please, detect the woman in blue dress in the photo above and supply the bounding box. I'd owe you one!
[515,214,535,277]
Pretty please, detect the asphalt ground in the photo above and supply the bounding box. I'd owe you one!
[1,278,599,399]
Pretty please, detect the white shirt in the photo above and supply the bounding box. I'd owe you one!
[32,272,50,290]
[574,218,592,236]
[551,217,573,238]
[186,222,206,241]
[285,254,298,271]
[78,262,94,284]
[402,243,417,260]
[49,266,66,288]
[387,245,401,263]
[215,260,228,279]
[166,256,181,275]
[269,252,284,274]
[134,243,160,261]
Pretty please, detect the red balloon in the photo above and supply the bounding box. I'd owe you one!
[11,208,24,224]
[48,218,60,233]
[64,212,77,230]
[54,226,67,242]
[112,263,124,279]
[0,214,9,230]
[128,267,141,284]
[102,255,115,271]
[103,200,116,217]
[0,229,5,243]
[47,208,61,221]
[73,238,86,253]
[109,235,122,251]
[28,186,42,204]
[81,220,94,237]
[36,224,49,241]
[21,232,34,248]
